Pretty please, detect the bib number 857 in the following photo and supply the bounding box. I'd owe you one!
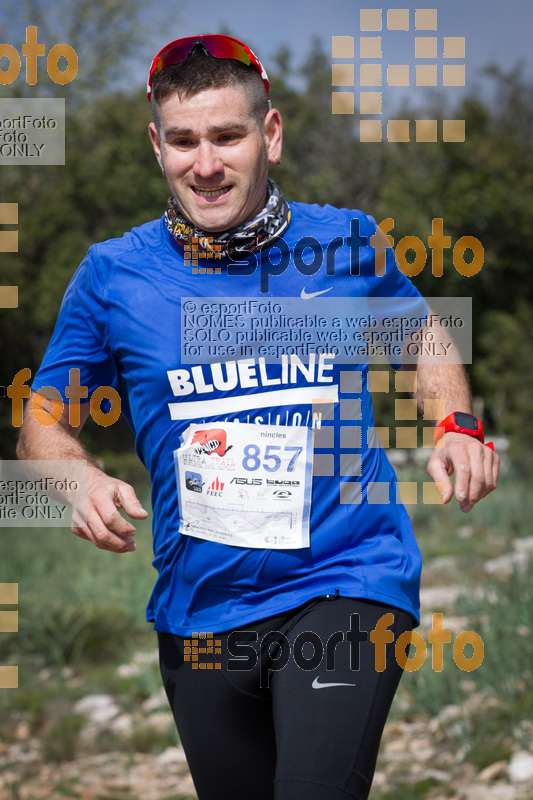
[242,444,302,473]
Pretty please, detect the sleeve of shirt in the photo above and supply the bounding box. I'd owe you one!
[31,246,119,401]
[361,214,429,369]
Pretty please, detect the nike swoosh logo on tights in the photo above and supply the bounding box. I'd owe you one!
[311,677,357,689]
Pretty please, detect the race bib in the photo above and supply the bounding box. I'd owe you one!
[174,421,312,549]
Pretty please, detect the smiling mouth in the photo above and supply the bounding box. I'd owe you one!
[193,186,231,198]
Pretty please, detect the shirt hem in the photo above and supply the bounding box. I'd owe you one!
[146,586,419,636]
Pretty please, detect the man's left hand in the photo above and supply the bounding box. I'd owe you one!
[427,432,500,513]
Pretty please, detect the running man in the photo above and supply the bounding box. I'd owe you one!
[17,34,499,800]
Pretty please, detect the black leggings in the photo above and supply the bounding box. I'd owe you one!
[158,595,413,800]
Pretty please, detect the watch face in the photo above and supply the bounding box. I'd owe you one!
[454,412,479,431]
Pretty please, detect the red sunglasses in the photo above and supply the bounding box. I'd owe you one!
[147,34,270,102]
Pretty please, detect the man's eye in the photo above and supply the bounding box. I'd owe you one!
[171,138,194,147]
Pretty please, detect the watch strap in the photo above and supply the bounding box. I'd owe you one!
[434,412,485,445]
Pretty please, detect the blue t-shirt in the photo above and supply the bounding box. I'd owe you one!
[33,201,427,633]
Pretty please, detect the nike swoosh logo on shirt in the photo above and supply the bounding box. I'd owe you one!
[311,677,357,689]
[300,287,333,300]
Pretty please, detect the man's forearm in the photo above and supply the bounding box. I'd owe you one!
[404,313,472,421]
[402,316,499,512]
[17,417,92,462]
[411,361,472,420]
[16,396,102,514]
[16,395,97,465]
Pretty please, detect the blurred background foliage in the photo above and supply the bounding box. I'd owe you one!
[0,3,531,472]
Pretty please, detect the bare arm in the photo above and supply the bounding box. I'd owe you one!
[17,392,148,552]
[402,318,499,512]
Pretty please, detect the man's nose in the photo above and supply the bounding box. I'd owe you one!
[193,142,223,178]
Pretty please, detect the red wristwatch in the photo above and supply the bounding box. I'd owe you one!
[434,412,495,450]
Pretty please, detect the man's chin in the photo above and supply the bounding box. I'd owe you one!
[187,211,241,235]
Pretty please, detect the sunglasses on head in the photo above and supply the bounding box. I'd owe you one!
[147,34,270,102]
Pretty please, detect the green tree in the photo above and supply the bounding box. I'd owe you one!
[474,301,533,472]
[374,66,533,463]
[0,0,162,455]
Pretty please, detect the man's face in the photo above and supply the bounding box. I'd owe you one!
[149,84,282,234]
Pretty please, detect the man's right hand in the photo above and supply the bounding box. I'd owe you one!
[72,465,149,553]
[17,391,148,553]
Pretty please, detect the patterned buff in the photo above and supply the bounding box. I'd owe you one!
[164,178,291,259]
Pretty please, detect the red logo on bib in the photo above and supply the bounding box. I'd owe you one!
[191,428,232,457]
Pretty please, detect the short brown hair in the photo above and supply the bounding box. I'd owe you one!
[150,45,269,129]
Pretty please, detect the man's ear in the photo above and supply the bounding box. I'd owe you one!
[148,122,163,169]
[264,108,283,164]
